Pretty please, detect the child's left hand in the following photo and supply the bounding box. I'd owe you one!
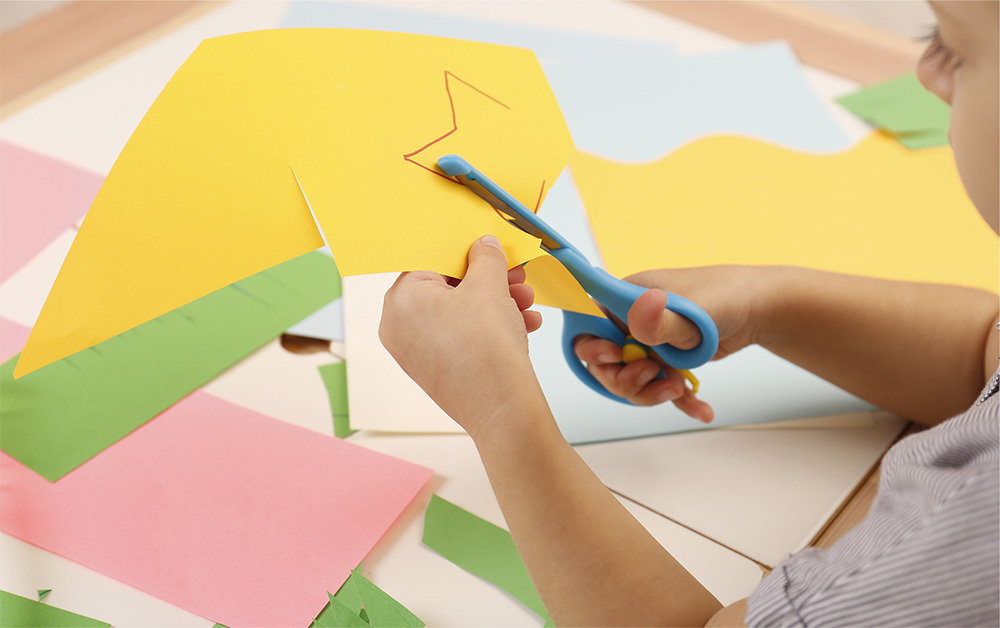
[379,235,546,439]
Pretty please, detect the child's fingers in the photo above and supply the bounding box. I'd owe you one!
[523,310,542,333]
[671,390,715,423]
[628,288,703,350]
[507,264,527,286]
[574,335,623,366]
[509,282,535,312]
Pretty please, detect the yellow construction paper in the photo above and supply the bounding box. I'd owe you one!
[524,255,603,316]
[572,133,998,292]
[15,29,574,377]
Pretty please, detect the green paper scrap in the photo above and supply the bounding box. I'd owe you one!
[312,571,423,628]
[891,128,950,150]
[0,251,339,481]
[319,361,355,438]
[35,590,50,602]
[351,570,424,628]
[314,596,369,628]
[836,72,950,149]
[0,590,109,628]
[422,495,549,623]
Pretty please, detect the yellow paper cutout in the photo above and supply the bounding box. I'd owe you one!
[571,133,998,292]
[15,29,574,377]
[523,255,603,316]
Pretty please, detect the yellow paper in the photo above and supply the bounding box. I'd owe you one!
[523,255,602,316]
[15,29,574,377]
[572,133,998,292]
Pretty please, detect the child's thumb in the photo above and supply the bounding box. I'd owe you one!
[463,235,509,291]
[627,288,702,350]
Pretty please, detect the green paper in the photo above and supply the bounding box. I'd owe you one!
[1,251,339,481]
[312,572,423,628]
[892,127,950,150]
[351,570,424,628]
[313,595,369,628]
[334,572,363,616]
[319,361,354,438]
[0,591,109,627]
[836,72,949,148]
[422,495,549,622]
[35,590,50,602]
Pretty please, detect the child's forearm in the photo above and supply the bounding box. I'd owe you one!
[759,267,999,425]
[468,387,723,626]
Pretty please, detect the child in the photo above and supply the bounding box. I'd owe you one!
[379,1,999,625]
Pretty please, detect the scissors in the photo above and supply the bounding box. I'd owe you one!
[437,155,719,405]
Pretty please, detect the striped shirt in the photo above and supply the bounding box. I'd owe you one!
[746,368,1000,627]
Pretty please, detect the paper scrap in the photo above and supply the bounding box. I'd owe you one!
[15,28,573,378]
[0,590,109,628]
[422,495,549,623]
[572,133,997,292]
[1,251,339,481]
[0,391,432,628]
[836,72,950,149]
[0,141,103,283]
[314,571,424,628]
[319,362,354,439]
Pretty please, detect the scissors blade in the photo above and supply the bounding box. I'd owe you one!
[437,154,566,252]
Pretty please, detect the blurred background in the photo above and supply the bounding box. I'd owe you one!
[1,0,937,39]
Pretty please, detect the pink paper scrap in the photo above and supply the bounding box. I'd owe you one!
[0,390,432,627]
[0,141,104,282]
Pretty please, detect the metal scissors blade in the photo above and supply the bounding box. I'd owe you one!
[437,154,575,254]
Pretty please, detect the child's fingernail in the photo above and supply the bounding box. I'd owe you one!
[597,353,615,364]
[480,234,502,249]
[659,388,680,402]
[637,367,658,387]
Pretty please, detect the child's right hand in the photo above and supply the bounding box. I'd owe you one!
[573,266,780,419]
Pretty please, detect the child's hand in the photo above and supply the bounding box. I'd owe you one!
[379,235,545,438]
[573,266,774,421]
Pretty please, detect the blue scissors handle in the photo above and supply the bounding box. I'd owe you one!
[561,310,641,404]
[550,246,718,371]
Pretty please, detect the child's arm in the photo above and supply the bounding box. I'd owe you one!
[576,266,999,425]
[380,236,728,626]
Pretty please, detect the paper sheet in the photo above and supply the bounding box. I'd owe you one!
[422,495,549,623]
[1,252,339,481]
[0,391,432,628]
[0,142,103,283]
[573,133,998,291]
[546,41,850,161]
[15,28,574,378]
[0,590,110,628]
[319,361,354,438]
[836,72,950,149]
[279,0,676,66]
[313,571,424,628]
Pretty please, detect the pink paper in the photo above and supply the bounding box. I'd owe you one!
[0,391,432,627]
[0,317,30,363]
[0,141,104,282]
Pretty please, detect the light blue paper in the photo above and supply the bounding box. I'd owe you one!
[280,1,675,66]
[538,313,875,444]
[546,41,850,161]
[287,297,345,341]
[534,174,873,444]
